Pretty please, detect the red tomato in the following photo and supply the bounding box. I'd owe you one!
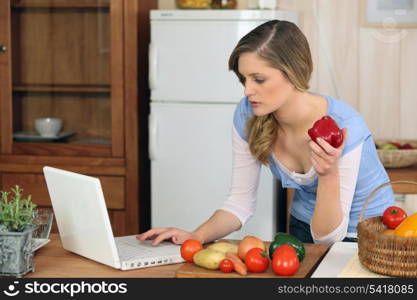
[244,247,269,273]
[382,206,407,229]
[219,259,234,273]
[180,239,203,263]
[272,244,299,276]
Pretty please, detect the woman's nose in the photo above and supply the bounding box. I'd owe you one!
[244,83,254,97]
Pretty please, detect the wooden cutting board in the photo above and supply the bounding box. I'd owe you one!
[175,243,329,278]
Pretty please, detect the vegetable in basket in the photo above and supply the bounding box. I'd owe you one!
[394,212,417,237]
[382,206,407,229]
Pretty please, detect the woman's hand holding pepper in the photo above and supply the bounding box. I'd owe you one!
[308,128,348,176]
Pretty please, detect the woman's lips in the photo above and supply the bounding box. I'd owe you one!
[250,101,260,107]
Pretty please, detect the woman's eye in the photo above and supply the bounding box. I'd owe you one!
[254,78,265,84]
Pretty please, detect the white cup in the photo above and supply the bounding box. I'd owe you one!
[34,118,63,137]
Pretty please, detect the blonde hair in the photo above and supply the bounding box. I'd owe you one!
[228,20,313,165]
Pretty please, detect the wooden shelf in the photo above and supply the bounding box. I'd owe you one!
[12,0,110,8]
[12,142,111,157]
[13,84,111,93]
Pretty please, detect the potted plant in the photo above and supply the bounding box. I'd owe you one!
[0,185,37,277]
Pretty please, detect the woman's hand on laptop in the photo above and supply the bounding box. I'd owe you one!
[137,228,200,246]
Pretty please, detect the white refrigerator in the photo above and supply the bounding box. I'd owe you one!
[149,10,297,241]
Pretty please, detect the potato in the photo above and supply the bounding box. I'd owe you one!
[207,242,238,255]
[193,249,226,270]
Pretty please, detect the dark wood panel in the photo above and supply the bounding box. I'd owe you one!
[1,173,125,209]
[110,0,124,157]
[123,0,139,235]
[12,6,110,86]
[109,210,128,237]
[0,163,125,177]
[13,84,110,93]
[0,0,13,154]
[1,154,124,167]
[12,143,111,156]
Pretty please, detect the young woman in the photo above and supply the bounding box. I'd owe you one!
[138,20,395,245]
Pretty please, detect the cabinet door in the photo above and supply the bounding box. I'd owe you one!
[0,0,124,158]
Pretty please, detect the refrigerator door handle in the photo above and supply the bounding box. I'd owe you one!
[149,113,157,160]
[149,43,157,90]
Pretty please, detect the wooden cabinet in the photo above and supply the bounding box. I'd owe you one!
[0,0,156,235]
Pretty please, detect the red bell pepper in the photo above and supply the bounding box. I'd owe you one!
[308,116,343,148]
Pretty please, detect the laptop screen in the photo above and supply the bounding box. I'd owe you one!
[43,166,121,269]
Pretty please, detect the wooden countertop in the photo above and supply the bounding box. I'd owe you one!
[386,165,417,193]
[27,234,330,278]
[28,234,182,278]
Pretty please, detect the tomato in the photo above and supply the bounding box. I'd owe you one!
[219,259,234,273]
[382,206,407,229]
[180,239,203,263]
[238,235,266,260]
[272,244,299,276]
[244,247,269,273]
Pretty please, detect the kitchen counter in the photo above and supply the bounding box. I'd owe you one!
[27,234,329,278]
[311,242,357,277]
[27,234,181,278]
[386,165,417,193]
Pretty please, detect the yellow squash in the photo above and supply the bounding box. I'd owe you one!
[394,212,417,237]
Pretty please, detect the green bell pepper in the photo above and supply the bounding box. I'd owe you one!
[269,232,305,262]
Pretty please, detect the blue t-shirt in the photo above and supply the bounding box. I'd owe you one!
[233,93,395,234]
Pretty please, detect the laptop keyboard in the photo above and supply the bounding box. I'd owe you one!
[115,235,182,262]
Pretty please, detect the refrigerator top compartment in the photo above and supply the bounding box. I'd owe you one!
[149,9,298,104]
[151,10,297,23]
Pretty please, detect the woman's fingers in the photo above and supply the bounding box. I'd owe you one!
[309,140,326,160]
[309,141,334,165]
[136,228,171,241]
[315,138,337,155]
[136,227,192,246]
[152,230,180,246]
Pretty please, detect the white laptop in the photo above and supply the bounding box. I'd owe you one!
[43,166,184,270]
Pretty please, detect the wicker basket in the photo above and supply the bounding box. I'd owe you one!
[357,181,417,277]
[376,139,417,168]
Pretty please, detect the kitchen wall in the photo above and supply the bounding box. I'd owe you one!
[158,0,417,140]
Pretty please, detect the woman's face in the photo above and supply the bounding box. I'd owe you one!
[238,52,295,116]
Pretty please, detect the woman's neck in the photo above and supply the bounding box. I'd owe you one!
[273,91,327,138]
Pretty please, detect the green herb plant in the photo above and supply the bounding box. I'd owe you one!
[0,185,37,232]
